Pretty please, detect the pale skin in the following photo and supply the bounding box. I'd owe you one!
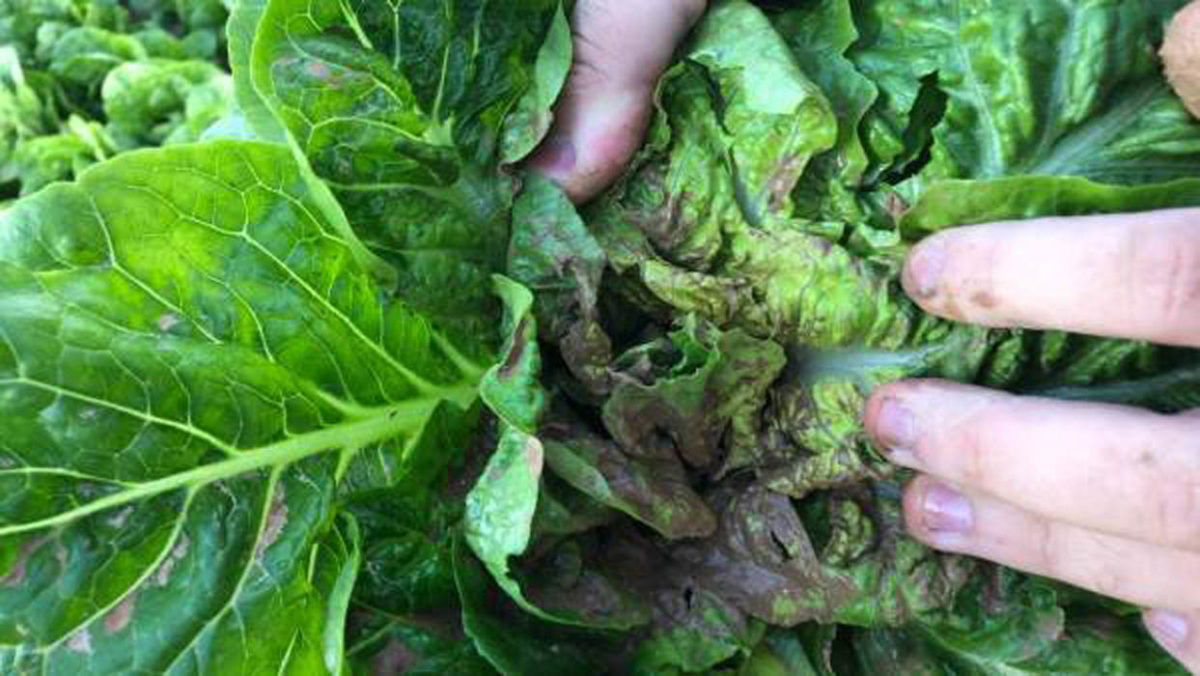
[535,0,1200,671]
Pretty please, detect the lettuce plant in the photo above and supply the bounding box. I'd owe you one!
[0,0,233,199]
[2,0,1200,673]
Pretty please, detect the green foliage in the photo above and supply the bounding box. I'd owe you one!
[0,0,235,199]
[0,141,483,671]
[1,0,1198,673]
[249,0,571,335]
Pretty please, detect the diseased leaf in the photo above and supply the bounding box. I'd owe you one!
[452,536,620,676]
[345,609,495,676]
[0,141,485,671]
[345,610,496,676]
[737,629,821,676]
[542,423,717,541]
[509,174,611,394]
[632,585,761,675]
[250,0,565,335]
[2,0,1199,671]
[463,425,546,617]
[479,277,544,435]
[500,3,573,164]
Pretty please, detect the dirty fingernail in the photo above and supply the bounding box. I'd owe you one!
[906,240,945,299]
[1146,609,1190,649]
[922,482,973,535]
[875,397,918,456]
[530,136,577,177]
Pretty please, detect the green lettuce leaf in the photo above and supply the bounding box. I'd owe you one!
[102,60,233,149]
[10,115,115,196]
[508,174,611,394]
[453,535,627,676]
[249,0,567,334]
[345,608,496,676]
[856,0,1199,184]
[3,0,1199,671]
[224,0,286,142]
[0,140,486,671]
[47,26,147,92]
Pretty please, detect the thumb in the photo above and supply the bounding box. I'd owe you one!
[528,0,706,204]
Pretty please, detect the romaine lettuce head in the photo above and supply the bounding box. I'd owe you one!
[1,0,1199,673]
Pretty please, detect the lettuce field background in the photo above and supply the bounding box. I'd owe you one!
[2,0,1200,673]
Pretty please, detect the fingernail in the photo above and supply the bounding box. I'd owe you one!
[1147,609,1190,649]
[906,240,945,299]
[875,397,918,455]
[530,136,576,177]
[922,482,973,535]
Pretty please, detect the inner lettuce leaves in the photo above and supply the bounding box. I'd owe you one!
[480,0,1200,673]
[2,0,1200,674]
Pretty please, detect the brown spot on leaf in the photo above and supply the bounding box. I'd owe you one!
[256,485,288,560]
[306,61,332,80]
[372,638,419,674]
[157,313,182,333]
[767,155,804,213]
[885,192,910,224]
[104,595,136,634]
[1,538,45,587]
[153,534,190,586]
[498,320,530,379]
[66,628,92,654]
[1138,450,1157,467]
[523,437,545,477]
[105,506,134,530]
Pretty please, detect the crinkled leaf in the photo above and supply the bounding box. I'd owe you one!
[603,318,785,474]
[542,423,717,541]
[11,128,102,195]
[772,0,876,185]
[0,0,78,59]
[632,586,761,675]
[452,536,619,676]
[509,174,612,394]
[0,48,55,186]
[47,26,147,91]
[102,60,233,149]
[500,3,573,164]
[345,611,496,676]
[249,0,565,334]
[850,0,1200,184]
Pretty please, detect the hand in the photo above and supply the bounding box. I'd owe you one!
[863,207,1200,670]
[528,0,706,203]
